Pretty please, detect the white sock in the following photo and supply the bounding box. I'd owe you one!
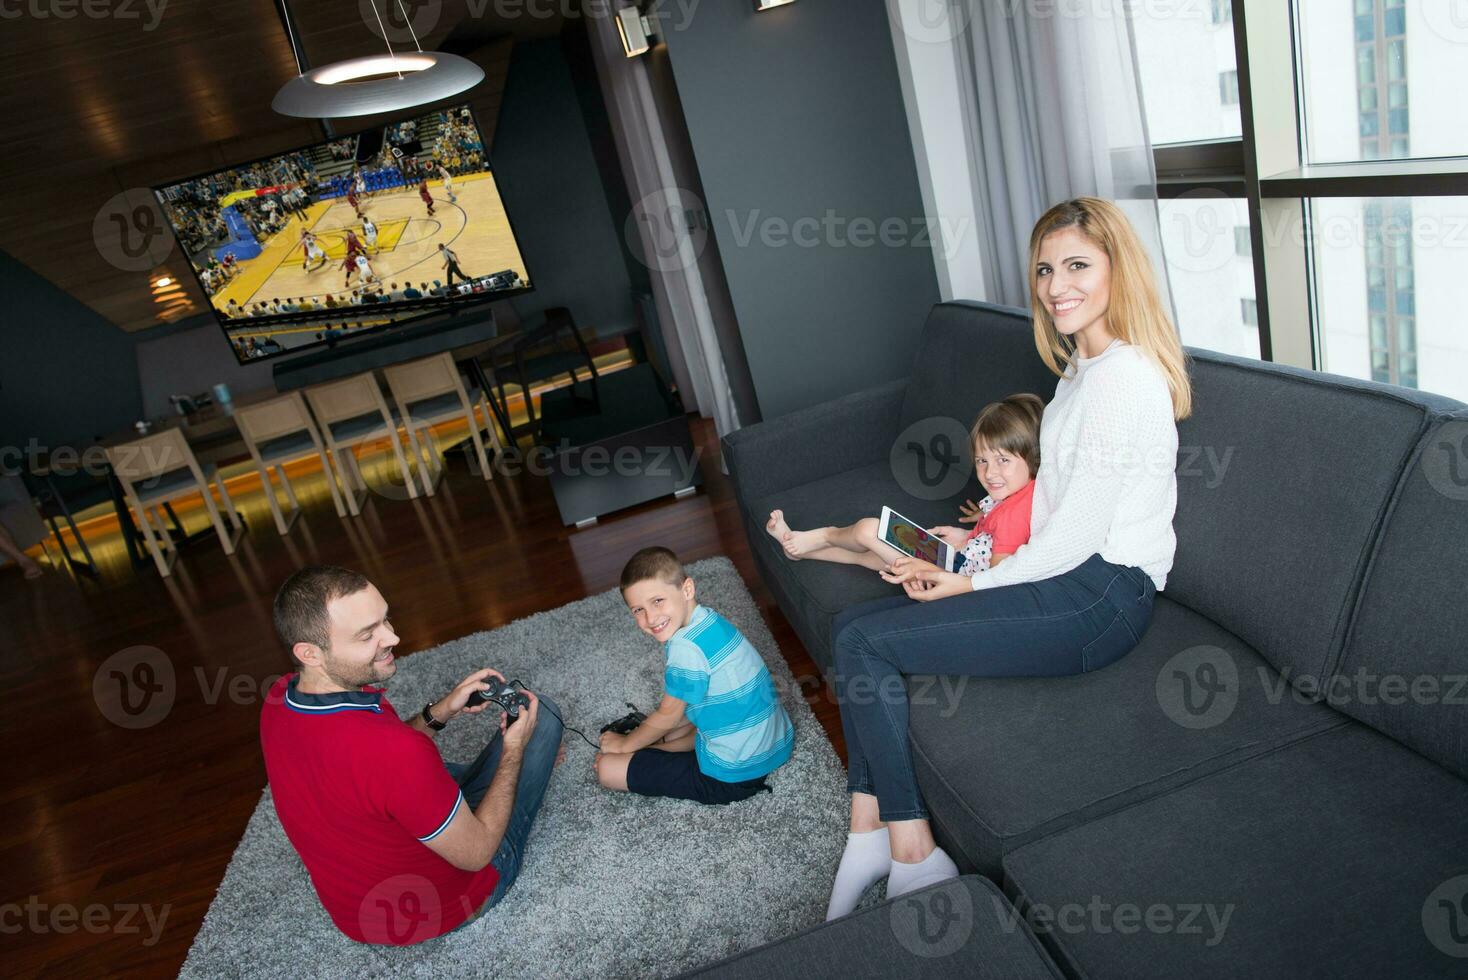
[825,828,891,921]
[885,846,959,901]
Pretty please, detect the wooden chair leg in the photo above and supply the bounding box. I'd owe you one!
[260,464,290,536]
[278,466,301,510]
[385,432,420,500]
[150,506,175,552]
[215,477,243,531]
[134,503,171,577]
[318,449,348,518]
[467,414,493,482]
[197,481,236,556]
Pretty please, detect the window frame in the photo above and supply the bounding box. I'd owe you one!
[1148,0,1467,380]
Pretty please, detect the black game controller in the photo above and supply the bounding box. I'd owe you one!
[465,678,532,720]
[600,703,647,736]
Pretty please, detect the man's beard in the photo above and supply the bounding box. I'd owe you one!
[322,648,396,689]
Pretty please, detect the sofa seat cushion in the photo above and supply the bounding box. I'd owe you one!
[678,876,1062,980]
[1002,723,1468,979]
[910,597,1345,878]
[747,460,982,668]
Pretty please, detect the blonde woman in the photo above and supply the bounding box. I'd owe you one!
[823,198,1192,920]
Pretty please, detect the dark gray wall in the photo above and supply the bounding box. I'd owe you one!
[662,0,941,419]
[0,248,143,450]
[493,37,637,337]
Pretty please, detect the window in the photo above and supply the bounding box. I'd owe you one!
[1157,196,1259,359]
[1219,70,1240,106]
[1241,298,1259,327]
[1312,196,1468,401]
[1298,0,1466,164]
[1132,4,1242,144]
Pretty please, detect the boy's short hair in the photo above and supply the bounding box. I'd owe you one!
[274,565,370,661]
[970,393,1045,475]
[620,547,687,592]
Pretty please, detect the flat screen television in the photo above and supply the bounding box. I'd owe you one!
[153,104,533,365]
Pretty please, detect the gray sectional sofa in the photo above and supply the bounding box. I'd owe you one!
[706,301,1468,977]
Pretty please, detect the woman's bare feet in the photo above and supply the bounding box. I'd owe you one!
[766,509,792,544]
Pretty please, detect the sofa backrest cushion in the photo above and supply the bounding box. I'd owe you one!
[1165,349,1452,684]
[898,302,1059,433]
[1332,410,1468,778]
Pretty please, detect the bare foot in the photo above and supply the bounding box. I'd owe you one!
[765,509,793,546]
[555,742,567,767]
[782,527,829,559]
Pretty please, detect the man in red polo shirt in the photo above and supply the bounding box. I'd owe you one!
[261,565,564,945]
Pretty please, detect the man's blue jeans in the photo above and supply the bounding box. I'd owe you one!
[443,694,564,909]
[832,555,1156,822]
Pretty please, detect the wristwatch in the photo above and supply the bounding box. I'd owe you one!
[421,701,447,731]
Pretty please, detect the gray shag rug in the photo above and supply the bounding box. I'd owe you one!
[181,557,850,979]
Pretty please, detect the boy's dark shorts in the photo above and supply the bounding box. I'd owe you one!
[626,749,770,805]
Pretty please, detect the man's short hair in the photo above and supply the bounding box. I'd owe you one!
[620,547,686,592]
[274,565,371,660]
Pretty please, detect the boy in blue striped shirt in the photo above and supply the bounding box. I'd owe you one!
[595,547,794,805]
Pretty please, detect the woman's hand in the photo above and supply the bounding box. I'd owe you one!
[880,558,972,602]
[958,499,985,524]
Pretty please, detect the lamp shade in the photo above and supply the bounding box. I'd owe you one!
[272,52,484,118]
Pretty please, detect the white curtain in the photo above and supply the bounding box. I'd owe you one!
[950,0,1174,312]
[584,10,743,438]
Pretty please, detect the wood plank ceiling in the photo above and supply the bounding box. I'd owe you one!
[0,0,564,332]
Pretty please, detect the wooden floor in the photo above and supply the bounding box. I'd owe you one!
[1,417,845,978]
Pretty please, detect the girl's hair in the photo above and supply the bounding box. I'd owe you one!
[970,392,1045,477]
[1027,198,1193,420]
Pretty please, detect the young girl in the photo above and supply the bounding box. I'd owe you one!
[765,393,1044,574]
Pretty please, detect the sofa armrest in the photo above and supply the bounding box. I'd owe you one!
[721,378,908,506]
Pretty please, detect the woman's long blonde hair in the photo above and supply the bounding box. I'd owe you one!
[1027,198,1192,420]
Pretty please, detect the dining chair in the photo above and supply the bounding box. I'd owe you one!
[383,352,502,490]
[105,429,243,578]
[233,391,346,535]
[303,372,422,512]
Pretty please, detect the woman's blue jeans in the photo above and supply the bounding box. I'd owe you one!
[832,554,1156,822]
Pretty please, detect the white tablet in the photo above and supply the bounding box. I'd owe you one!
[878,506,959,573]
